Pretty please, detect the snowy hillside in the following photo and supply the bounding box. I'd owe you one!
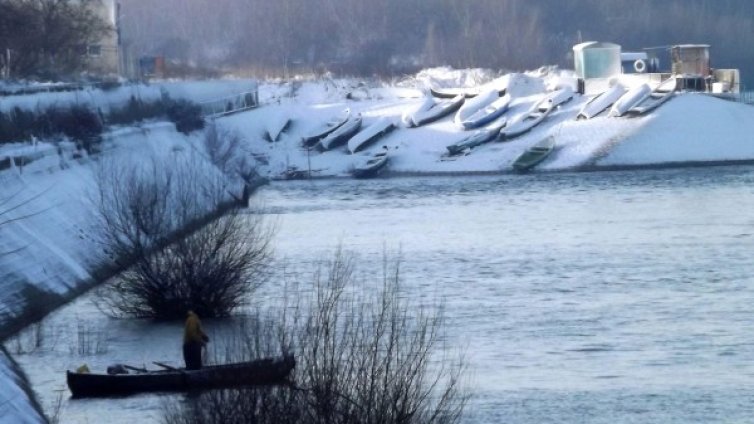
[216,69,754,179]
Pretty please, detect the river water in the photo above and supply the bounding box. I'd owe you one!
[12,166,754,423]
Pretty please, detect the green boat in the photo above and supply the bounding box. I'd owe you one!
[512,136,555,172]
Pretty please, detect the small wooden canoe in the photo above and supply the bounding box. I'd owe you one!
[512,136,556,172]
[67,355,295,398]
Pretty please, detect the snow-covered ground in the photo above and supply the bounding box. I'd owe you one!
[0,79,257,113]
[216,69,754,179]
[0,111,245,422]
[1,67,753,421]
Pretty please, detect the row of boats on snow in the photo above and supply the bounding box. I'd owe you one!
[297,78,678,176]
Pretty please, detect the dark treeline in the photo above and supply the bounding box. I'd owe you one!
[120,0,754,84]
[0,0,110,78]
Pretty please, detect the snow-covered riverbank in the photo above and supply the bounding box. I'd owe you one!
[216,69,754,179]
[0,80,255,420]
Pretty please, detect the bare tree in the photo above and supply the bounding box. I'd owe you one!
[0,0,111,78]
[93,153,273,319]
[163,249,468,424]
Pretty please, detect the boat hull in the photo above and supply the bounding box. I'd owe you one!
[512,136,556,172]
[461,94,511,129]
[67,356,295,398]
[352,152,389,178]
[347,118,396,153]
[302,109,351,147]
[411,95,464,127]
[319,115,363,150]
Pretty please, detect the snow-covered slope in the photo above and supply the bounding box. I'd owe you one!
[215,71,754,178]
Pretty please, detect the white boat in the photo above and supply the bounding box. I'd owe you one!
[265,116,291,142]
[454,89,500,126]
[402,97,435,128]
[538,86,574,112]
[499,101,553,140]
[301,108,351,147]
[627,91,675,115]
[411,95,465,127]
[460,94,512,129]
[627,79,677,115]
[609,84,651,117]
[319,114,363,150]
[577,84,627,120]
[347,117,396,154]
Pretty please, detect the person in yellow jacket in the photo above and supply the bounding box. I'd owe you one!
[183,310,209,370]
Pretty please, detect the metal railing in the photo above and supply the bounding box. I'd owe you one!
[200,91,259,118]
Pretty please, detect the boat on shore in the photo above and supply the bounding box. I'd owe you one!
[454,89,501,127]
[577,84,627,120]
[460,94,512,129]
[627,80,677,115]
[301,108,351,147]
[609,84,651,117]
[352,148,389,178]
[538,86,574,112]
[446,119,507,156]
[319,114,363,150]
[512,136,556,172]
[499,101,553,140]
[402,97,435,127]
[410,95,465,127]
[67,355,295,398]
[347,117,396,153]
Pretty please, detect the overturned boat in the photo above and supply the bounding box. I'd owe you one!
[577,84,627,120]
[454,89,501,127]
[410,95,465,127]
[627,79,677,115]
[301,108,351,147]
[319,114,363,150]
[446,119,507,156]
[67,356,295,398]
[500,100,553,140]
[460,94,512,129]
[347,117,396,154]
[402,97,435,127]
[538,86,574,112]
[609,84,651,117]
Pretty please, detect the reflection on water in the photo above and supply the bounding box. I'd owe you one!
[13,166,754,423]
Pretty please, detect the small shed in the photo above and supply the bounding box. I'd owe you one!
[573,42,622,79]
[671,45,710,76]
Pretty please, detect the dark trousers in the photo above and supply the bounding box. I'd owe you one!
[183,341,203,370]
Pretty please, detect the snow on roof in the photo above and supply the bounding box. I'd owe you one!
[621,52,649,61]
[573,42,621,51]
[673,44,711,49]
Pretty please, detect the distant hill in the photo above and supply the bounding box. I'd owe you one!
[120,0,754,84]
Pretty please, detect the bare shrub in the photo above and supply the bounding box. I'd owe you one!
[163,249,467,424]
[7,321,45,355]
[71,321,108,356]
[93,154,273,319]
